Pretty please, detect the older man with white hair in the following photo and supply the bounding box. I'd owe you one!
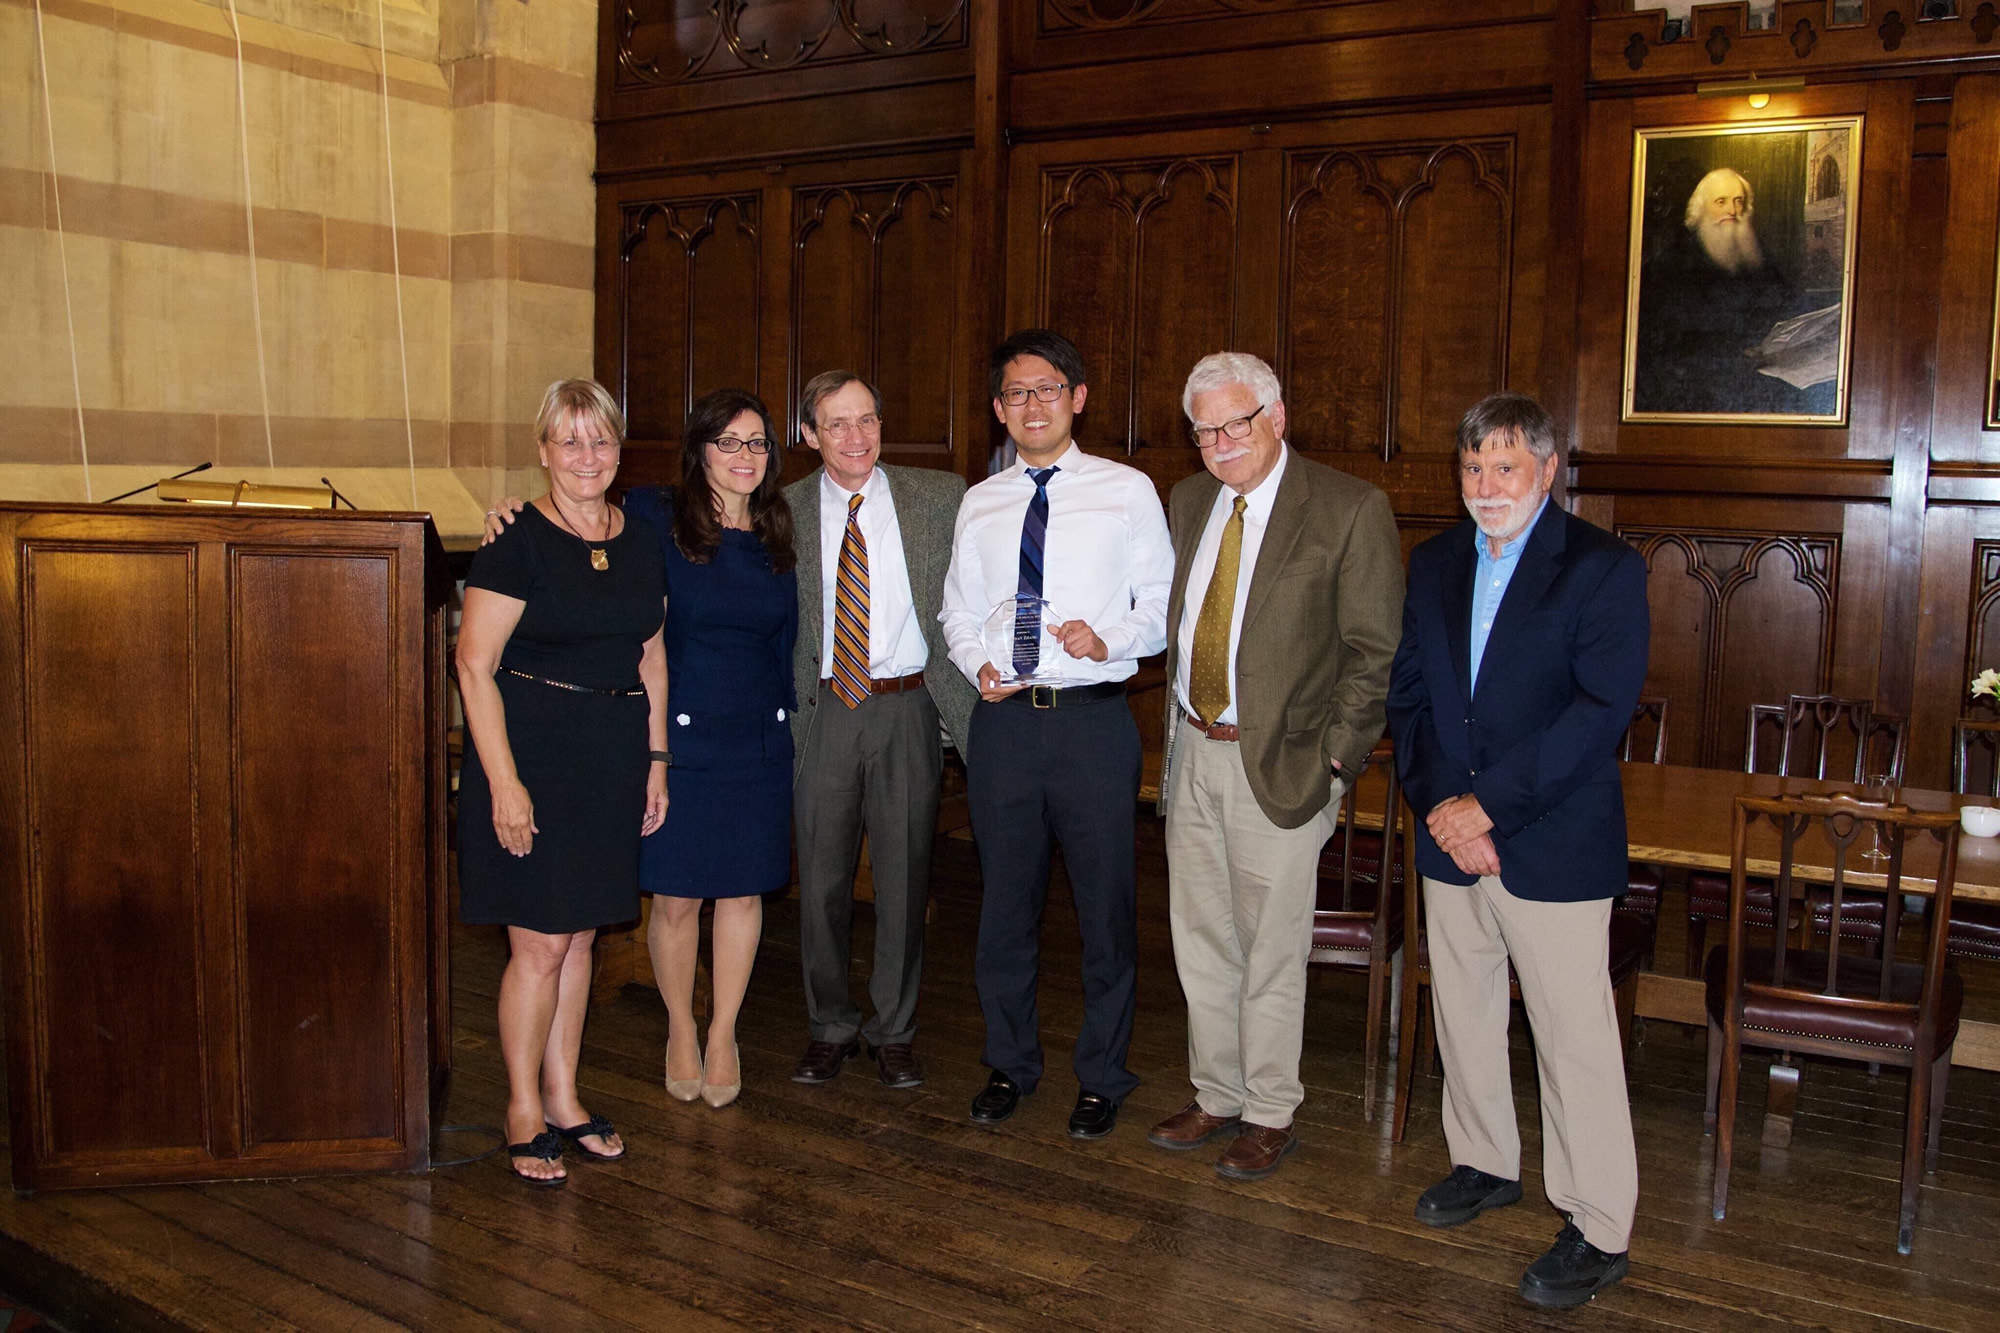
[1145,351,1402,1180]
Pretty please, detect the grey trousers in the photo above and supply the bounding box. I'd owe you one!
[794,681,942,1047]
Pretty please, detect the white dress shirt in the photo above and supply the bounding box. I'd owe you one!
[941,443,1174,686]
[1174,444,1291,727]
[818,466,929,679]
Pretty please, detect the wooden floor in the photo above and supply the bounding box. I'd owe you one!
[7,823,2000,1331]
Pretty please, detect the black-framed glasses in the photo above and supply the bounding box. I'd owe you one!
[998,383,1069,407]
[710,436,774,455]
[1190,404,1265,448]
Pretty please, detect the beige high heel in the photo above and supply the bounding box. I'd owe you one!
[700,1042,741,1109]
[665,1029,704,1103]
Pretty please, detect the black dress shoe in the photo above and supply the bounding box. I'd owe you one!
[792,1038,859,1085]
[1518,1221,1629,1307]
[868,1041,925,1089]
[1413,1164,1523,1228]
[1067,1091,1120,1139]
[970,1070,1027,1123]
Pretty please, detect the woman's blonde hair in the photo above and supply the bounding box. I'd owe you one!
[534,378,626,445]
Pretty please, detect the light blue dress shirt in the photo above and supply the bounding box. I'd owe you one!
[1469,496,1550,691]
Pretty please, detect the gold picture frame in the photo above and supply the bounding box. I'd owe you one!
[1622,116,1862,425]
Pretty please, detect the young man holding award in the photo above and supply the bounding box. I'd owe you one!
[939,328,1175,1139]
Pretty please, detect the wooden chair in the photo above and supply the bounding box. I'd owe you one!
[1618,697,1670,964]
[1390,814,1653,1145]
[1945,718,2000,963]
[1685,695,1908,975]
[1310,738,1405,1122]
[1704,792,1963,1254]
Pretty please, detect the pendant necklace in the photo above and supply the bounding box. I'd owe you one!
[548,497,612,570]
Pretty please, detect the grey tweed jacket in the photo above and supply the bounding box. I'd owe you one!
[785,463,976,775]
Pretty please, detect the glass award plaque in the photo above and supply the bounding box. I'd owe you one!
[983,595,1065,686]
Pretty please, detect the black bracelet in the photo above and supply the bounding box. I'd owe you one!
[650,750,671,765]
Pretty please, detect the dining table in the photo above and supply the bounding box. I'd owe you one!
[1348,760,2000,1071]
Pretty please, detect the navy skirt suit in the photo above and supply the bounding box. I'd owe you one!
[623,486,798,899]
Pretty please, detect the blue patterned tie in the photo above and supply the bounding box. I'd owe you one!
[1014,466,1058,674]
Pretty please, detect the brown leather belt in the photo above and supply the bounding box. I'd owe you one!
[822,670,925,695]
[1185,709,1240,742]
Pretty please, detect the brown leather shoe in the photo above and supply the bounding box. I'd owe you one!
[868,1042,924,1089]
[1147,1100,1242,1151]
[791,1038,858,1085]
[1216,1122,1298,1181]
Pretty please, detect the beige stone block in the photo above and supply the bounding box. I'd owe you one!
[506,282,592,345]
[451,341,498,418]
[451,276,505,345]
[453,166,499,235]
[503,111,593,241]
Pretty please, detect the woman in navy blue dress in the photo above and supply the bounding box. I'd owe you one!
[622,389,797,1108]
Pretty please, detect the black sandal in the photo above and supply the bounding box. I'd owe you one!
[547,1113,626,1162]
[506,1129,568,1187]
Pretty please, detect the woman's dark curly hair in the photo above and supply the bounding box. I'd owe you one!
[674,388,795,574]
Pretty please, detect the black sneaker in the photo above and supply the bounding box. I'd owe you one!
[1413,1164,1523,1227]
[1518,1221,1629,1308]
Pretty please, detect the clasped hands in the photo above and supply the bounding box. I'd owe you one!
[1428,792,1500,877]
[975,620,1107,702]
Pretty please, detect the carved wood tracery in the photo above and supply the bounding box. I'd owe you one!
[1964,539,2000,689]
[1036,157,1239,457]
[617,195,762,441]
[1621,527,1841,769]
[1040,0,1352,31]
[616,0,966,88]
[1280,139,1514,461]
[792,179,958,454]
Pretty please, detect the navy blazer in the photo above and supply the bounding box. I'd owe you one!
[1386,503,1650,902]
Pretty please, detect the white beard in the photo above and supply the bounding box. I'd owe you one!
[1694,216,1765,275]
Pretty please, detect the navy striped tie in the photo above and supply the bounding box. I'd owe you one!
[1014,466,1057,675]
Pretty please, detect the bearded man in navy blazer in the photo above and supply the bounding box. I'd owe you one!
[1386,392,1649,1310]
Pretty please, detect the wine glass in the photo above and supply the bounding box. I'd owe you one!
[1861,772,1893,862]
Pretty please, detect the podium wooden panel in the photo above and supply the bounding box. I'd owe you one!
[0,504,451,1190]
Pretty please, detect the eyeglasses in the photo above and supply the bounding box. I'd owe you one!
[998,383,1070,407]
[817,413,882,439]
[553,438,618,457]
[1189,404,1265,448]
[710,436,773,455]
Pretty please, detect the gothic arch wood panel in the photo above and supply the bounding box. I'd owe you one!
[792,179,958,456]
[1621,528,1839,769]
[1967,539,2000,692]
[618,195,761,443]
[1282,153,1394,454]
[1038,157,1237,457]
[1280,138,1513,461]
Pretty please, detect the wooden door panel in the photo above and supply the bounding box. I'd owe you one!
[21,544,209,1160]
[1283,155,1393,453]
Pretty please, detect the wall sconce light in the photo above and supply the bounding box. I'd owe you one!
[1696,74,1806,109]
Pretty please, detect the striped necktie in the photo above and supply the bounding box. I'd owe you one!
[831,492,870,709]
[1014,466,1058,675]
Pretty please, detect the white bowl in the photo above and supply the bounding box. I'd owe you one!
[1960,805,2000,838]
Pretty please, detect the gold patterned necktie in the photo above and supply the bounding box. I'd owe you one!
[1188,495,1247,727]
[831,492,870,709]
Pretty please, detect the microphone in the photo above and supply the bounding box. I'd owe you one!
[101,461,213,504]
[320,477,357,510]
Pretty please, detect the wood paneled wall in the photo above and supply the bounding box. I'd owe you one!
[595,0,2000,787]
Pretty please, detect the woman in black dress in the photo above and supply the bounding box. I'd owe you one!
[623,390,797,1109]
[456,379,668,1185]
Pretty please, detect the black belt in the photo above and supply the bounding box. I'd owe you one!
[1002,680,1125,710]
[500,667,645,697]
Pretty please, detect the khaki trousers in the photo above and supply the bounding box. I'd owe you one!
[1423,874,1638,1253]
[1165,719,1339,1128]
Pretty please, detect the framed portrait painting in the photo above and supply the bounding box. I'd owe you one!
[1622,117,1862,424]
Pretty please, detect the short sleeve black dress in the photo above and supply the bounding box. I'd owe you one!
[457,504,666,934]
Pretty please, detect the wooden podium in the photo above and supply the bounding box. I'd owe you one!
[0,503,452,1190]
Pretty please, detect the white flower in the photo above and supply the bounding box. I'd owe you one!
[1973,668,2000,699]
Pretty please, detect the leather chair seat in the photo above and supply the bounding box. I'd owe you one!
[1322,828,1387,880]
[1687,871,1886,940]
[1312,876,1403,956]
[1703,947,1963,1052]
[1947,900,2000,961]
[1621,863,1663,915]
